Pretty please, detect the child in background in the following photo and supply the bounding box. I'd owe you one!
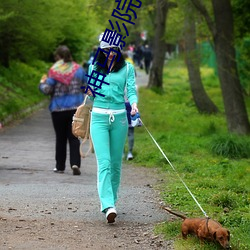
[125,101,135,160]
[123,51,137,160]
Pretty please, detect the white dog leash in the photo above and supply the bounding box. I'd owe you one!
[139,118,209,218]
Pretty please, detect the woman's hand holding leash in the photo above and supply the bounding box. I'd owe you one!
[130,103,142,127]
[131,103,138,115]
[86,89,93,96]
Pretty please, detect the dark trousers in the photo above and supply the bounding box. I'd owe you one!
[144,59,151,74]
[51,110,80,171]
[127,127,134,152]
[125,102,134,153]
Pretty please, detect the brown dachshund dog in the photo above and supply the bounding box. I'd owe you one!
[163,207,231,249]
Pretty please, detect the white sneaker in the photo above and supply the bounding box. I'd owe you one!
[53,168,64,173]
[127,152,133,160]
[105,207,117,223]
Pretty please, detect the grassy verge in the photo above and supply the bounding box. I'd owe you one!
[0,60,50,124]
[129,58,250,250]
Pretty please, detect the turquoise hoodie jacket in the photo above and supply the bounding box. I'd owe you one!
[88,62,138,110]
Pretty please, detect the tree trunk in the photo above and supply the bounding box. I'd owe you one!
[148,0,168,89]
[212,0,250,134]
[184,4,218,114]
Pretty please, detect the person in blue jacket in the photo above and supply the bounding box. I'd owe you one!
[86,34,138,223]
[39,45,87,176]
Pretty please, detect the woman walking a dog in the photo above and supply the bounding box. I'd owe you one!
[86,33,138,223]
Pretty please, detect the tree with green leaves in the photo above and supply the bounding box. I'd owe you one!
[0,0,98,67]
[183,1,218,114]
[143,0,218,114]
[190,0,250,134]
[148,0,177,89]
[232,0,250,96]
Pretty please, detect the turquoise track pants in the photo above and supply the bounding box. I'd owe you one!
[90,111,128,212]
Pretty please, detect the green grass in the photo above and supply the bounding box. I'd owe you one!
[128,58,250,250]
[0,60,50,123]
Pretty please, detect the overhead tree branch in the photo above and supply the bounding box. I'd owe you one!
[190,0,216,37]
[167,1,178,9]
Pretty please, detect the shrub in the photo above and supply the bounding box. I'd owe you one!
[210,135,250,159]
[210,191,237,209]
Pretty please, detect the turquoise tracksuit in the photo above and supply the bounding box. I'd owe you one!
[89,62,138,212]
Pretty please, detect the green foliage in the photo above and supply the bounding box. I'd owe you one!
[210,192,238,209]
[90,0,116,29]
[210,135,250,159]
[232,0,250,39]
[165,2,184,44]
[129,58,250,249]
[236,37,250,95]
[0,60,49,122]
[201,121,217,136]
[124,0,155,45]
[154,221,181,240]
[0,0,98,66]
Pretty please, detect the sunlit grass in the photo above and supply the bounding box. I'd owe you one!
[128,58,250,250]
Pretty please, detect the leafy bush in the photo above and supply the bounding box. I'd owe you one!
[0,60,49,122]
[237,37,250,95]
[201,121,217,136]
[210,191,237,209]
[210,135,250,159]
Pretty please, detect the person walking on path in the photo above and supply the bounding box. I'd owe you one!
[123,51,138,161]
[86,34,138,223]
[125,101,135,160]
[143,44,152,75]
[39,45,87,176]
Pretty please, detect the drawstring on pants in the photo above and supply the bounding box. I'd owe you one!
[91,107,125,125]
[109,112,115,124]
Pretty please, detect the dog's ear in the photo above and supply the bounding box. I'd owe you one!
[213,231,217,240]
[227,230,230,240]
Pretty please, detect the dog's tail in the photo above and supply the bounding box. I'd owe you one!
[162,206,187,220]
